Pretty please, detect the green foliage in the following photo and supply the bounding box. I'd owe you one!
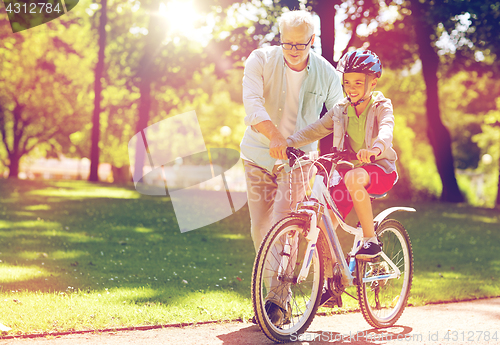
[439,72,485,170]
[2,0,498,202]
[440,72,500,206]
[182,68,246,151]
[374,66,499,205]
[471,103,500,207]
[376,69,442,200]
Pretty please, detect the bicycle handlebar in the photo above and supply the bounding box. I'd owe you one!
[286,147,305,167]
[285,147,375,168]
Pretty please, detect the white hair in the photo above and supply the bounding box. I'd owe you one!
[278,10,315,37]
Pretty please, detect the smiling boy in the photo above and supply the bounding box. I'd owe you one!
[284,50,398,259]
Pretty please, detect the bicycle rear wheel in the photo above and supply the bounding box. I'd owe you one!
[251,215,324,343]
[357,219,413,328]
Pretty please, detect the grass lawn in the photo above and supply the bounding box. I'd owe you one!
[0,179,498,335]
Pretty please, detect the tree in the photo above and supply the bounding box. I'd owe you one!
[410,0,500,203]
[89,0,108,182]
[71,0,217,182]
[0,17,92,178]
[409,0,464,202]
[338,0,465,202]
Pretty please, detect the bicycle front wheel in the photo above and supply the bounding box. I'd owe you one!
[357,219,413,328]
[251,215,324,343]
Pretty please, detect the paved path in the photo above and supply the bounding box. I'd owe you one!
[2,298,499,345]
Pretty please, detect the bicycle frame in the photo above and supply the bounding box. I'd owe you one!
[289,155,415,288]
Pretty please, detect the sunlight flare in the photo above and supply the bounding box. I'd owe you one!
[158,0,202,39]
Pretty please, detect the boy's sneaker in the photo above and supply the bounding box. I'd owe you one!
[356,241,382,260]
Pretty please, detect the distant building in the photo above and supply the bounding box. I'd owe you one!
[19,156,111,181]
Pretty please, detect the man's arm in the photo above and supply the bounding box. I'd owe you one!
[242,50,289,160]
[242,50,272,127]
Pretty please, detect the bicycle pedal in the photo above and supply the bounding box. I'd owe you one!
[321,295,342,308]
[321,300,336,308]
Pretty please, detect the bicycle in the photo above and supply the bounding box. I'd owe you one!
[251,147,415,343]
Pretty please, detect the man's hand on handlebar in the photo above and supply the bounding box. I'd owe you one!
[357,148,380,164]
[269,133,289,160]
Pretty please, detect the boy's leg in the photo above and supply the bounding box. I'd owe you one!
[344,166,397,259]
[344,168,375,237]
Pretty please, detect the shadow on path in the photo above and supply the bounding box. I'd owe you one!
[217,322,415,344]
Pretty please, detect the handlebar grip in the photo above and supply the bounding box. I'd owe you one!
[286,147,305,159]
[370,155,376,163]
[286,147,305,167]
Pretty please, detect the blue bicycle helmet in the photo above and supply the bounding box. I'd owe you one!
[337,50,382,106]
[337,50,382,78]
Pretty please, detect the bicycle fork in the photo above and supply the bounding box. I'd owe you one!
[277,208,320,284]
[296,209,319,283]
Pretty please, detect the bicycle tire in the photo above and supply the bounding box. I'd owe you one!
[356,219,413,328]
[251,215,324,343]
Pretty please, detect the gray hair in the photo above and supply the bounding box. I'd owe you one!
[278,10,314,37]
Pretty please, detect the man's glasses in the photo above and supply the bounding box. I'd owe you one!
[280,35,313,51]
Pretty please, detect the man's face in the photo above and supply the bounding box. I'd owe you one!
[280,24,314,72]
[343,73,377,103]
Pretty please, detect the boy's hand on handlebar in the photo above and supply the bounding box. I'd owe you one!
[357,148,380,163]
[269,133,288,160]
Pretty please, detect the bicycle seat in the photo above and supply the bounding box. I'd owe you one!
[369,192,387,199]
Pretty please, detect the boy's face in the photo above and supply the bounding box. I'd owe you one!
[343,73,377,103]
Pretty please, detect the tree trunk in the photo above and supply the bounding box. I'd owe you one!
[7,102,25,179]
[112,165,131,184]
[8,153,19,178]
[89,0,107,182]
[133,80,152,183]
[314,1,339,155]
[412,0,464,202]
[132,0,162,183]
[315,1,337,66]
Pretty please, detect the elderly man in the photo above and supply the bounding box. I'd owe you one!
[240,9,343,325]
[241,9,342,254]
